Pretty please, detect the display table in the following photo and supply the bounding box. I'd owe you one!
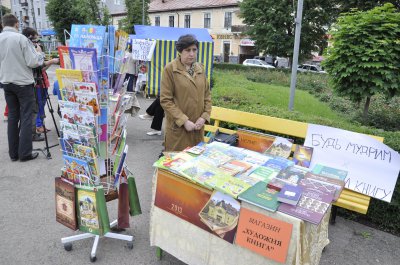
[150,169,330,265]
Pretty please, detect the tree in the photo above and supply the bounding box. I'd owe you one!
[323,4,400,119]
[336,0,400,12]
[47,0,111,43]
[46,0,87,43]
[239,0,338,61]
[120,0,150,34]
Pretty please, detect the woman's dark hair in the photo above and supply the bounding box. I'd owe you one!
[176,34,199,53]
[22,27,39,40]
[2,14,18,27]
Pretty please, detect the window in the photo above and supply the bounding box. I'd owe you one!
[224,12,232,29]
[114,0,121,5]
[169,16,174,27]
[184,14,191,28]
[204,13,211,29]
[155,16,160,26]
[39,22,41,29]
[38,8,40,16]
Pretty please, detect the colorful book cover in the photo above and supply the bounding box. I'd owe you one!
[73,82,99,115]
[238,182,281,212]
[275,165,309,186]
[263,156,294,171]
[205,174,251,198]
[267,178,286,192]
[264,137,293,158]
[57,46,72,69]
[311,164,348,181]
[55,177,77,230]
[56,69,83,101]
[304,172,344,201]
[277,184,302,205]
[76,185,110,235]
[247,166,280,182]
[163,152,195,172]
[241,149,272,165]
[218,160,253,176]
[278,182,334,225]
[77,124,98,155]
[292,145,313,168]
[69,47,99,84]
[198,191,240,242]
[69,25,106,58]
[202,147,233,167]
[63,154,92,181]
[237,128,276,153]
[175,157,224,186]
[60,121,81,155]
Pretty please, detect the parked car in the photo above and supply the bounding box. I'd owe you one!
[297,64,327,74]
[243,59,275,69]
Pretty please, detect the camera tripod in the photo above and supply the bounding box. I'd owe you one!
[32,69,60,159]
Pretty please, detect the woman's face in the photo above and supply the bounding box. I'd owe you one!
[180,44,198,66]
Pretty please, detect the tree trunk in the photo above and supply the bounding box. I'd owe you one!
[363,96,371,121]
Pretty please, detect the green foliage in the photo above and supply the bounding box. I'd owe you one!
[337,0,400,12]
[47,0,87,43]
[78,0,111,25]
[239,0,337,59]
[121,0,150,34]
[323,4,400,113]
[1,5,11,16]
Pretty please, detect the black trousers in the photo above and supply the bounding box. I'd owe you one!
[124,73,137,92]
[2,83,34,159]
[146,97,164,131]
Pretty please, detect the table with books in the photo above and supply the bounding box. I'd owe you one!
[149,140,345,265]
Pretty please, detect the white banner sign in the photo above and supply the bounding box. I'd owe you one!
[304,124,400,203]
[131,39,156,61]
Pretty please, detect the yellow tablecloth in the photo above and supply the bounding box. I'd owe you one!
[150,170,330,265]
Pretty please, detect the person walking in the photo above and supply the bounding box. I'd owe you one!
[0,14,45,161]
[160,34,212,151]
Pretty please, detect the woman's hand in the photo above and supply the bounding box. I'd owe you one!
[184,120,196,132]
[195,117,206,130]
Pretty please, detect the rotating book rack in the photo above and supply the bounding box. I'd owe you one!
[55,25,138,262]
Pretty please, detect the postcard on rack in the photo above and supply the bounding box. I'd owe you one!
[69,47,99,84]
[73,82,100,115]
[57,46,72,69]
[69,25,106,58]
[63,154,92,181]
[56,69,83,101]
[73,144,99,177]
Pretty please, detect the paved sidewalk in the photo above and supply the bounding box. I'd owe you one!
[0,67,398,264]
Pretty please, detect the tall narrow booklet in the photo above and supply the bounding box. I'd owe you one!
[238,182,280,212]
[55,177,77,230]
[292,145,313,168]
[76,185,110,235]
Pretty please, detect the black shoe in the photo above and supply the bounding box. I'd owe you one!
[32,134,45,142]
[20,152,39,162]
[10,157,19,162]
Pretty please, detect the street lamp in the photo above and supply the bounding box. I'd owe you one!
[142,0,145,25]
[288,0,304,111]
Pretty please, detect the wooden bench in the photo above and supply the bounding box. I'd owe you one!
[204,106,384,222]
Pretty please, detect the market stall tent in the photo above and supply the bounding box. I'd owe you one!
[131,25,214,96]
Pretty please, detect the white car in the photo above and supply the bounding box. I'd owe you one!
[243,59,275,69]
[297,64,327,74]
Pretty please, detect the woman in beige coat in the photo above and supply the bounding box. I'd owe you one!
[160,35,212,151]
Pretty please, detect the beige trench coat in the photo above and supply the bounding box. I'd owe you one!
[160,57,212,151]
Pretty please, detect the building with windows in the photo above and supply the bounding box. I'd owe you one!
[103,0,126,28]
[148,0,256,63]
[10,0,52,33]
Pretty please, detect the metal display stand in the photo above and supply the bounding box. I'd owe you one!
[61,220,133,262]
[57,26,137,262]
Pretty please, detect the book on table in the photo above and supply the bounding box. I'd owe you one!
[311,164,348,181]
[277,184,303,205]
[304,172,345,201]
[238,181,281,212]
[275,165,309,186]
[292,145,313,168]
[264,137,293,158]
[278,177,335,225]
[267,178,286,192]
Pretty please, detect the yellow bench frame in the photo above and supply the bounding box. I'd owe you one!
[204,106,384,221]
